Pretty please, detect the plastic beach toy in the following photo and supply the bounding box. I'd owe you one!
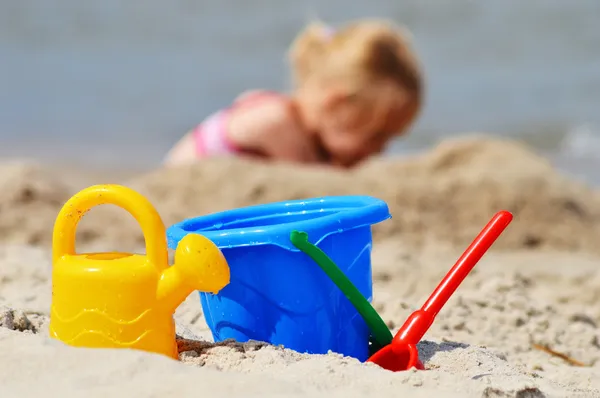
[49,184,230,359]
[367,210,513,371]
[290,230,392,353]
[167,196,391,361]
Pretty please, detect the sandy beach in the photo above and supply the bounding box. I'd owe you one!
[2,136,600,397]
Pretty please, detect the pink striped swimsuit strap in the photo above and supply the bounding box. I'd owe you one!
[193,111,237,156]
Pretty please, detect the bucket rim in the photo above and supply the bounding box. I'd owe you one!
[166,195,390,251]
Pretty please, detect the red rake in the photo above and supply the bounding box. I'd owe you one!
[367,210,513,371]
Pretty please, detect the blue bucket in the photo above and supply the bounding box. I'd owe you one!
[166,196,390,361]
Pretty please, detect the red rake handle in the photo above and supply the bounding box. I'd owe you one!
[393,210,513,345]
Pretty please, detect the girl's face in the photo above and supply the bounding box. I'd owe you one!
[306,79,420,167]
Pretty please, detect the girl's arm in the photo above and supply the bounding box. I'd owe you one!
[228,100,321,164]
[163,131,198,167]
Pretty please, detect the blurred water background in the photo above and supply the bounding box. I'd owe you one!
[1,0,599,183]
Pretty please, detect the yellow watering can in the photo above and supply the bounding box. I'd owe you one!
[49,184,230,359]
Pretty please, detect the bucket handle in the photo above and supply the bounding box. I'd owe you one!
[52,184,168,271]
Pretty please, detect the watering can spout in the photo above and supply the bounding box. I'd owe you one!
[156,233,230,313]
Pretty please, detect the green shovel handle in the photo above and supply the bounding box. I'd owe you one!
[290,230,393,349]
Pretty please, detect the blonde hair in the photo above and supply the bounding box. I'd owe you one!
[289,19,423,103]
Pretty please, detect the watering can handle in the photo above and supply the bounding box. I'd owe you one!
[52,184,168,271]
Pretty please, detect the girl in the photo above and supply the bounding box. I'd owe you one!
[164,19,423,168]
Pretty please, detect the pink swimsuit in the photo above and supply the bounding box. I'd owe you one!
[192,91,281,157]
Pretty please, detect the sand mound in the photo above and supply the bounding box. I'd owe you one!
[0,161,70,246]
[110,136,600,253]
[361,136,600,251]
[1,136,600,254]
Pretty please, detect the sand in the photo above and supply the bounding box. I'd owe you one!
[1,135,600,397]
